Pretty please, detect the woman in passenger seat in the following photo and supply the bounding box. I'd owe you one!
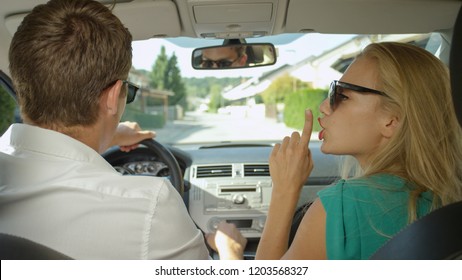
[255,42,462,259]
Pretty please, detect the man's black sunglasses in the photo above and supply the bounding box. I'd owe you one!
[328,80,386,110]
[103,80,140,104]
[122,80,140,104]
[200,56,240,68]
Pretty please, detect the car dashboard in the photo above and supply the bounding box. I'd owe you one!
[171,142,339,258]
[108,140,339,258]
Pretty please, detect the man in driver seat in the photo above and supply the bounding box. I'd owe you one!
[0,0,245,259]
[200,46,248,68]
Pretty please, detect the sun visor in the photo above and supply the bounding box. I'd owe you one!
[4,14,23,38]
[113,1,181,39]
[285,0,461,34]
[4,0,181,40]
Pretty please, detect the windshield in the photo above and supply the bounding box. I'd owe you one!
[125,33,440,147]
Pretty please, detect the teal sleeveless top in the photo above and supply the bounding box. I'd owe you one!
[317,174,433,259]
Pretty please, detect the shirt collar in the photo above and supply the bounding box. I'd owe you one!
[3,123,114,168]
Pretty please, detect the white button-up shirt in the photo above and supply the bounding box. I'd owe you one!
[0,124,209,259]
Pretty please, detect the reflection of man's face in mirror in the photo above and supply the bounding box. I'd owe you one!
[201,46,248,68]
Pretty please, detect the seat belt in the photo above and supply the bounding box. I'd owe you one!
[450,3,462,127]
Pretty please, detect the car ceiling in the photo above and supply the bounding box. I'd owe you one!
[0,0,461,73]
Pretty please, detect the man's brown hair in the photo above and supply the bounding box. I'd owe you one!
[9,0,132,127]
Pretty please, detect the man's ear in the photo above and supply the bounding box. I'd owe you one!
[240,54,248,64]
[102,80,123,116]
[381,115,400,139]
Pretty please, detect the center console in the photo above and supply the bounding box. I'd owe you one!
[189,163,272,240]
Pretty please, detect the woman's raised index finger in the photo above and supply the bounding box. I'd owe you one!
[300,109,313,146]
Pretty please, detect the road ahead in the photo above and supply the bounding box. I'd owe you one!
[152,111,314,145]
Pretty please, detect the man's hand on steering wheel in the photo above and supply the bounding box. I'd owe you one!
[102,122,184,196]
[109,121,156,152]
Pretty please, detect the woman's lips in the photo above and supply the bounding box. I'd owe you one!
[318,117,324,140]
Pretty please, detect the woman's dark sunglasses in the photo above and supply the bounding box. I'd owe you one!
[328,80,386,110]
[122,80,140,104]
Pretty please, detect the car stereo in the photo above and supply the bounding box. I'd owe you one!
[188,164,272,238]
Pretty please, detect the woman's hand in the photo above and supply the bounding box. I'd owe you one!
[269,109,314,196]
[111,121,156,152]
[255,109,315,260]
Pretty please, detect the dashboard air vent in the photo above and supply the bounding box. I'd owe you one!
[196,165,232,178]
[244,164,270,177]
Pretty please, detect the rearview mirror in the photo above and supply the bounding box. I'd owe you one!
[192,43,277,70]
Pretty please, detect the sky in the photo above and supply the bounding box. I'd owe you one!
[131,33,355,79]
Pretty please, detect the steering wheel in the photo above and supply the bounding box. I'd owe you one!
[102,139,184,195]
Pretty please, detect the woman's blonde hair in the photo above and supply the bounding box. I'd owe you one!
[342,42,462,222]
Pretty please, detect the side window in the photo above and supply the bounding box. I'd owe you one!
[0,73,18,134]
[0,87,16,134]
[426,32,448,65]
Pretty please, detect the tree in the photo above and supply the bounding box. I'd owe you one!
[0,87,16,134]
[165,53,186,108]
[283,88,326,131]
[150,46,168,90]
[150,47,187,108]
[183,77,245,99]
[259,74,310,119]
[208,84,225,113]
[260,74,308,105]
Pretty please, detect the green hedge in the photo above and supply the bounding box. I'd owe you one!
[0,87,16,134]
[283,88,327,132]
[121,107,165,129]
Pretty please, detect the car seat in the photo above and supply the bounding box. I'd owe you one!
[0,233,72,260]
[370,201,462,259]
